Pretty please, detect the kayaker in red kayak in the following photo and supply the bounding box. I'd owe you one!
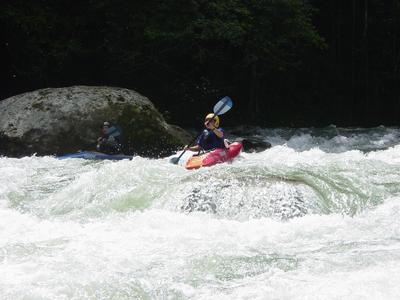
[184,113,226,152]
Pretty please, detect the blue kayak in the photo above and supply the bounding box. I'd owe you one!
[57,151,133,160]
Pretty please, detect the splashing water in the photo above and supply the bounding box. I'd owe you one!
[1,127,400,299]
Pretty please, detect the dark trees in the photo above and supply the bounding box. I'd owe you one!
[1,0,399,126]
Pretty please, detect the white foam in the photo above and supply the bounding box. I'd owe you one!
[1,127,400,299]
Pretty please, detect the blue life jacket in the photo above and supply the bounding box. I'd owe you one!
[106,126,122,142]
[197,128,225,150]
[97,125,122,154]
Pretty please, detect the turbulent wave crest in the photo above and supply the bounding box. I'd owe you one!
[2,128,400,221]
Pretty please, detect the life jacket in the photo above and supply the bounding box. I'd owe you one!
[98,125,122,154]
[197,128,225,150]
[105,126,122,142]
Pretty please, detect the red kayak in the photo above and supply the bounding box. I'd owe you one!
[185,142,242,170]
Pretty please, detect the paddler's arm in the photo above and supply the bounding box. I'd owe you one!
[205,119,224,139]
[184,144,202,152]
[211,127,224,138]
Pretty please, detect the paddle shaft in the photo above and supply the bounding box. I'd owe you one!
[173,132,202,162]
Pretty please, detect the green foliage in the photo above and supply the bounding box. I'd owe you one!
[1,0,398,126]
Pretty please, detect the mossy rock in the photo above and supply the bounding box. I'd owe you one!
[0,86,191,157]
[116,104,187,156]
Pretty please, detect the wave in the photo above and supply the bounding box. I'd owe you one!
[2,131,400,299]
[229,125,400,153]
[2,140,400,221]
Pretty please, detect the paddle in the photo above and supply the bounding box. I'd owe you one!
[170,96,233,164]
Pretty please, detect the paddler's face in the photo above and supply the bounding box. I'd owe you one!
[205,118,215,128]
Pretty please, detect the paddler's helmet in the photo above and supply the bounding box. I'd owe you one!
[205,113,220,127]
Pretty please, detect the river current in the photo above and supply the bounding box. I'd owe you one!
[1,126,400,299]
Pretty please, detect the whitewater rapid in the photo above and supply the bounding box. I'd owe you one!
[1,127,400,299]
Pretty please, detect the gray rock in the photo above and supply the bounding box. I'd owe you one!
[0,86,191,157]
[240,137,272,152]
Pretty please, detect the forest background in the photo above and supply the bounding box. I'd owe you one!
[1,0,399,127]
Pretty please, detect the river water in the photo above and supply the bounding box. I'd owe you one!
[1,126,400,299]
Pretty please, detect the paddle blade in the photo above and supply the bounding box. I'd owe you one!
[213,96,233,115]
[169,156,180,164]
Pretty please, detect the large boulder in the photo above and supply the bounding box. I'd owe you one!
[0,86,191,157]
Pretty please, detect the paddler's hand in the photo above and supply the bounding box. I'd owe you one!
[206,123,217,131]
[205,122,214,130]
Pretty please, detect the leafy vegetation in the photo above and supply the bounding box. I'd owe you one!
[1,0,399,126]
